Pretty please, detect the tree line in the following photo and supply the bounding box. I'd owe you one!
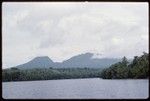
[100,52,149,79]
[2,67,102,82]
[2,52,149,82]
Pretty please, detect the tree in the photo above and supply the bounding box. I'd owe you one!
[100,52,149,79]
[122,56,128,67]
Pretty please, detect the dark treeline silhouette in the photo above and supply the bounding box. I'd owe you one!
[2,68,102,82]
[2,52,149,82]
[100,52,149,79]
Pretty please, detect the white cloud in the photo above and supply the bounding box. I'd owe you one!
[2,2,148,68]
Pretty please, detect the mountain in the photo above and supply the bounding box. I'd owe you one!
[58,53,121,68]
[15,56,54,69]
[13,53,122,69]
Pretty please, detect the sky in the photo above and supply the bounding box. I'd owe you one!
[2,2,149,68]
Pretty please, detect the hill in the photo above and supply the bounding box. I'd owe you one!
[12,53,121,69]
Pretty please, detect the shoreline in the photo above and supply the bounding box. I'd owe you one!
[2,78,149,83]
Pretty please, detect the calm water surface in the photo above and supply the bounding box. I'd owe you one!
[2,78,149,99]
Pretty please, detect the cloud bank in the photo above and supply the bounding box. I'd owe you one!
[2,2,148,68]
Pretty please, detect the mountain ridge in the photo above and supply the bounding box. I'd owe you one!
[12,53,122,69]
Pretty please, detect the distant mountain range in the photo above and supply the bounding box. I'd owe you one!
[13,53,122,69]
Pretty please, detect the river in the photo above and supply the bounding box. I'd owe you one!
[2,78,149,99]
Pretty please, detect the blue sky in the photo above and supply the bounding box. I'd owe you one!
[2,2,148,68]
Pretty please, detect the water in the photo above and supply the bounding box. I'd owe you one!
[2,78,149,99]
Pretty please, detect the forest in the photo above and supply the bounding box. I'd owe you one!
[2,52,149,82]
[100,52,149,79]
[2,67,102,82]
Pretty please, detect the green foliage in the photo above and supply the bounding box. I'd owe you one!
[2,68,102,82]
[100,52,149,79]
[3,52,148,81]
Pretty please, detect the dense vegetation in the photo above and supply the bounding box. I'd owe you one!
[100,52,149,79]
[2,52,149,82]
[2,68,102,82]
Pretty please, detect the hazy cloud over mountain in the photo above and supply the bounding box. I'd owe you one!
[2,2,148,68]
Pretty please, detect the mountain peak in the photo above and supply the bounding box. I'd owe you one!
[36,56,49,58]
[32,56,53,62]
[15,56,54,69]
[34,56,50,59]
[14,53,121,69]
[83,52,94,56]
[92,53,103,59]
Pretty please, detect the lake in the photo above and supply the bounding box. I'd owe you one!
[2,78,149,99]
